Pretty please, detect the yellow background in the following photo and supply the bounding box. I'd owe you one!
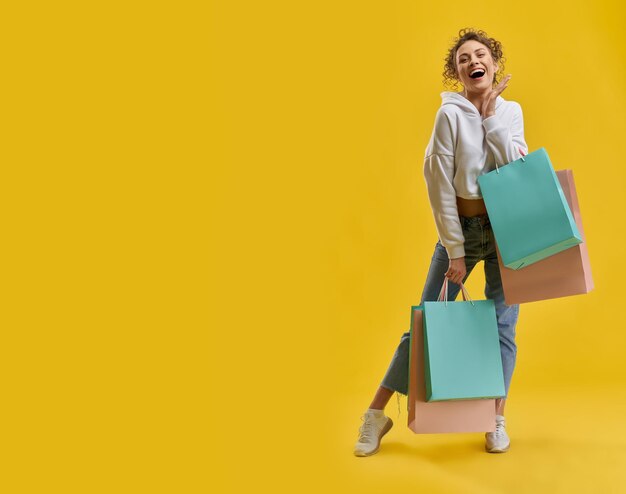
[3,0,626,492]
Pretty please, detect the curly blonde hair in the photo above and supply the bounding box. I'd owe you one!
[442,28,507,91]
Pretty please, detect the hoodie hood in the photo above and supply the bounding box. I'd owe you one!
[440,91,505,117]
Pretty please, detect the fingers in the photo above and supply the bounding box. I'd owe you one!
[496,74,512,93]
[446,257,466,285]
[445,274,463,286]
[445,270,465,286]
[482,75,511,116]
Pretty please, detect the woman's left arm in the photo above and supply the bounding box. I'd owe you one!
[480,75,528,164]
[482,102,529,165]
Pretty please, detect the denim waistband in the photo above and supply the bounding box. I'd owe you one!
[459,213,491,227]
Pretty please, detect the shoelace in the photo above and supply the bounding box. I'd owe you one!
[493,421,506,439]
[357,416,379,443]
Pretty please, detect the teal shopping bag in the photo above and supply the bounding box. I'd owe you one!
[477,147,582,270]
[423,280,505,402]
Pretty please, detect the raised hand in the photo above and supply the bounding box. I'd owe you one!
[481,74,512,118]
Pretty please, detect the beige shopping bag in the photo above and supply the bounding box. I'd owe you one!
[497,169,594,304]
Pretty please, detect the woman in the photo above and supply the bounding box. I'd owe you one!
[354,28,528,456]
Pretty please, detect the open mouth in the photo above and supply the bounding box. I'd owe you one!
[470,69,486,80]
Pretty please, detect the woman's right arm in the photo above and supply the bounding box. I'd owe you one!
[423,110,466,261]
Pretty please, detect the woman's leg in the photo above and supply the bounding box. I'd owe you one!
[496,398,506,415]
[374,241,453,403]
[368,386,395,410]
[484,253,520,402]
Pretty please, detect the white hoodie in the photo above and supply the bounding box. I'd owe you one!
[423,91,528,259]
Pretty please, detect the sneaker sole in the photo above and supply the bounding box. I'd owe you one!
[485,443,510,453]
[354,418,393,457]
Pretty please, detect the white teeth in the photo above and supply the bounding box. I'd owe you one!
[471,69,485,76]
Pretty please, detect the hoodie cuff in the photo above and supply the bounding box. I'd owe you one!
[481,113,503,131]
[445,243,465,259]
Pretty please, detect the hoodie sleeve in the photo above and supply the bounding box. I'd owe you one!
[423,110,466,259]
[482,102,528,165]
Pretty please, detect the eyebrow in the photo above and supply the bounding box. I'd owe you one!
[458,48,487,58]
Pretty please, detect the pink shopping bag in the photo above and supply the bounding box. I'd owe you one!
[497,169,594,305]
[407,306,496,433]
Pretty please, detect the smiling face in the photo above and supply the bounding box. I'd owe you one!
[455,39,499,90]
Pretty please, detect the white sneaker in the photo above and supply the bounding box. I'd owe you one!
[485,415,510,453]
[353,409,393,457]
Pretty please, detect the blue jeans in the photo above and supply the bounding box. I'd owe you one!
[380,214,519,398]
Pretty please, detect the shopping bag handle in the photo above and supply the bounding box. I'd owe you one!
[495,146,527,174]
[437,278,475,306]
